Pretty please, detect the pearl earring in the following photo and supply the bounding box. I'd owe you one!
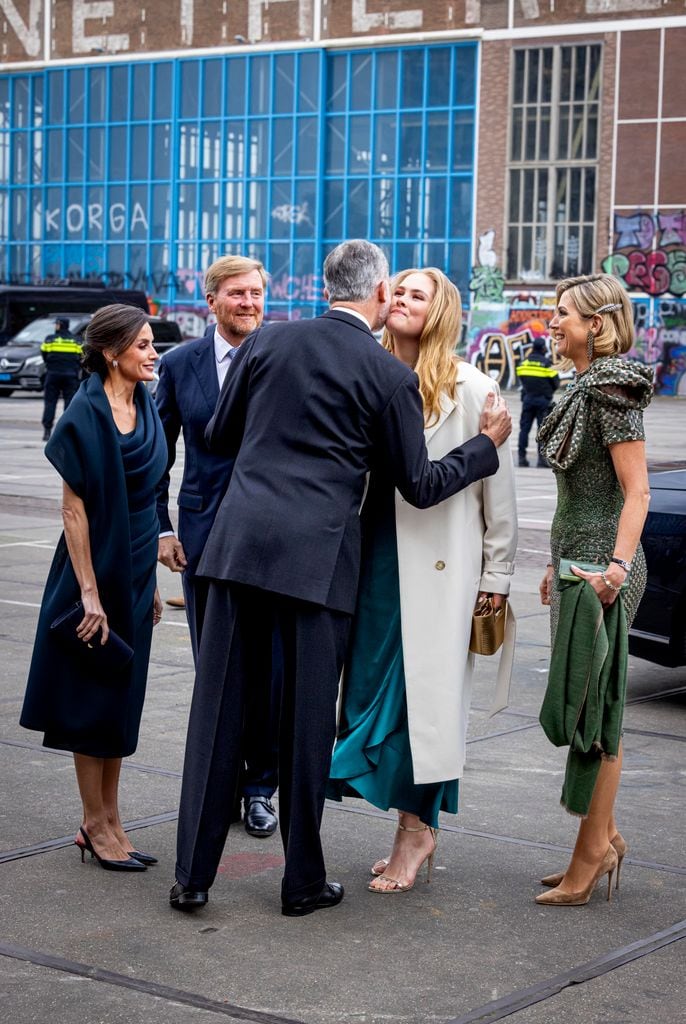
[112,359,118,369]
[586,330,595,362]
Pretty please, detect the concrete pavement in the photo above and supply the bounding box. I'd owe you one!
[0,389,684,1024]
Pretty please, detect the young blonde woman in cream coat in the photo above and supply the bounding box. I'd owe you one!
[328,268,517,893]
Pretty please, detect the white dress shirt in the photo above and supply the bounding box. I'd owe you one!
[159,328,239,540]
[332,306,372,331]
[214,327,239,388]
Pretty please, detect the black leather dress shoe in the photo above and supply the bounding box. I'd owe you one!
[282,881,344,917]
[244,796,277,838]
[169,881,208,912]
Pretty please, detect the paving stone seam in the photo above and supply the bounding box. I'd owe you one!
[322,805,686,875]
[0,811,179,864]
[0,923,683,1024]
[625,684,686,704]
[0,736,184,776]
[444,919,686,1024]
[623,726,686,742]
[3,803,685,875]
[0,941,306,1024]
[2,740,685,874]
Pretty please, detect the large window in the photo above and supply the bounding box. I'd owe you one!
[323,45,477,295]
[0,43,478,317]
[507,44,601,283]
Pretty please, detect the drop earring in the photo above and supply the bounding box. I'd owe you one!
[112,359,118,369]
[586,330,595,363]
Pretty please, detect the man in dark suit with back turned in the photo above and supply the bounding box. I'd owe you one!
[169,240,512,917]
[156,255,280,839]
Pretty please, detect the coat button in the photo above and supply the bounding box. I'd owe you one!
[435,560,446,570]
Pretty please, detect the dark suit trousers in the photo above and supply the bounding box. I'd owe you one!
[181,572,280,799]
[42,373,79,429]
[518,396,552,459]
[175,581,350,901]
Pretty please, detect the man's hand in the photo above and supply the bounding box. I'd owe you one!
[480,392,512,447]
[158,535,187,572]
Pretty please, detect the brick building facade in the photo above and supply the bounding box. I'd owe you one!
[1,1,685,392]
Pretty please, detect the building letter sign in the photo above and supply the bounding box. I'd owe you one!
[0,0,41,57]
[72,1,130,55]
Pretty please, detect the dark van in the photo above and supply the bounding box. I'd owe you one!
[0,283,150,345]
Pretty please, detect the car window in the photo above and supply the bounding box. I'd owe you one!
[10,318,57,344]
[9,315,91,345]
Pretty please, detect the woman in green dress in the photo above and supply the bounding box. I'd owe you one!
[328,268,517,893]
[536,273,653,906]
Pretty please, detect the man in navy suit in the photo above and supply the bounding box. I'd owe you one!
[156,255,279,839]
[170,241,512,917]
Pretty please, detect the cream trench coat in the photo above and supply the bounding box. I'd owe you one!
[395,361,517,785]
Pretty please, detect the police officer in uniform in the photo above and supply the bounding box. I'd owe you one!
[515,337,559,467]
[41,318,82,442]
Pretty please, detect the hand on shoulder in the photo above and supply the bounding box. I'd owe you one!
[479,392,512,447]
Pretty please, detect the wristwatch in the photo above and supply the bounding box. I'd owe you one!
[610,556,632,572]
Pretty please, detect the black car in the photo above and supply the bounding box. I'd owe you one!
[0,314,182,396]
[629,469,686,667]
[0,284,149,344]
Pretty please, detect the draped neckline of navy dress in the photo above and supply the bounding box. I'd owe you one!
[20,373,168,758]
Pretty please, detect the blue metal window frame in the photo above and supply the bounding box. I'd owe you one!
[0,42,478,319]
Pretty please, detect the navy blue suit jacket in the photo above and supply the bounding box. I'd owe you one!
[198,309,500,614]
[155,325,233,578]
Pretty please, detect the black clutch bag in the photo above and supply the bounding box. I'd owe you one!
[49,601,134,672]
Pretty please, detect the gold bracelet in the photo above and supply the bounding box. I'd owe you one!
[601,571,621,593]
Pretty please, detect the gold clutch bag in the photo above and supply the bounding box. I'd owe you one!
[469,596,507,656]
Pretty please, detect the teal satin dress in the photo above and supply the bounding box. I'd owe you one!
[327,474,458,829]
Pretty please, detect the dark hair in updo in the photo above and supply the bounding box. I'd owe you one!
[82,304,150,378]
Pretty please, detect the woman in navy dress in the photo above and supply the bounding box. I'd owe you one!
[21,304,168,872]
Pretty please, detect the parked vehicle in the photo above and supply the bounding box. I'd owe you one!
[629,469,686,667]
[0,314,182,396]
[0,284,149,345]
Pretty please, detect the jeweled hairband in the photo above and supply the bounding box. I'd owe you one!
[594,303,623,314]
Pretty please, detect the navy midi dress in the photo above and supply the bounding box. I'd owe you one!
[20,373,167,758]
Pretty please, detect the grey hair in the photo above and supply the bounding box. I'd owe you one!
[323,240,389,303]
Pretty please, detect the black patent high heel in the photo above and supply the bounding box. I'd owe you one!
[128,849,158,866]
[75,827,147,872]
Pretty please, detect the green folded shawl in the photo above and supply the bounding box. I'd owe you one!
[539,578,627,816]
[537,356,653,471]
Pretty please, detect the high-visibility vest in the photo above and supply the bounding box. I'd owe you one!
[41,334,83,356]
[515,358,558,380]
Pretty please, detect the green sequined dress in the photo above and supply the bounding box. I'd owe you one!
[539,356,654,641]
[537,356,654,815]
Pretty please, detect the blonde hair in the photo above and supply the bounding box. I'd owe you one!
[556,274,634,357]
[382,268,462,427]
[204,255,267,296]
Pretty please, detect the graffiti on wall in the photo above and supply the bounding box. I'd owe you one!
[464,293,570,389]
[465,291,686,395]
[602,211,686,297]
[635,297,686,396]
[464,222,686,394]
[468,230,505,304]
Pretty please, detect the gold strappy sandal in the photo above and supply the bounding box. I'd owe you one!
[368,824,438,894]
